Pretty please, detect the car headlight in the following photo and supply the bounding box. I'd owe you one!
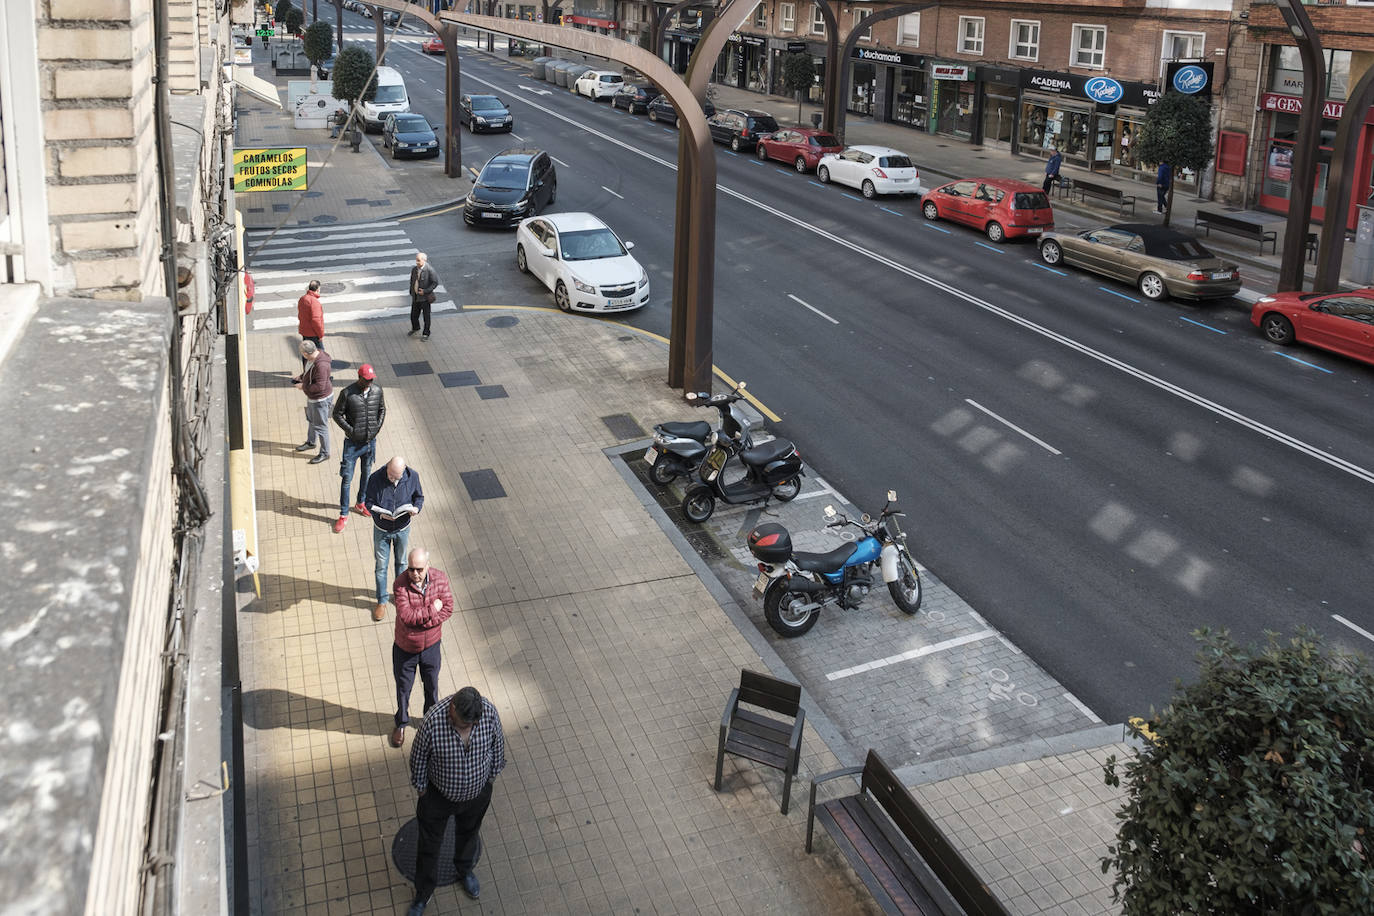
[476,116,487,124]
[638,269,648,289]
[573,278,596,294]
[1257,296,1275,303]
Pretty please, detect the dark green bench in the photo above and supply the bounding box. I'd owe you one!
[808,750,1009,916]
[1071,178,1136,217]
[1194,209,1277,253]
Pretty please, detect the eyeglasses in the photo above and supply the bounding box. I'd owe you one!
[407,566,427,573]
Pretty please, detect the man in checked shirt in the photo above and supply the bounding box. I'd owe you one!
[407,686,507,912]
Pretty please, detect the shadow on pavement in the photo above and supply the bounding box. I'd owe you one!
[242,686,392,737]
[246,568,374,615]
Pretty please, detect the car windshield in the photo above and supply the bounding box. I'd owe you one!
[374,85,406,104]
[811,134,841,147]
[1013,192,1050,209]
[471,96,503,110]
[559,228,626,261]
[879,155,914,169]
[395,116,429,131]
[750,115,780,132]
[477,162,528,191]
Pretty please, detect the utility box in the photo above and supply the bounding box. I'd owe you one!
[1354,205,1374,286]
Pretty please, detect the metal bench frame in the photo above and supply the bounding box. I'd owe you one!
[1071,178,1137,217]
[1194,209,1278,254]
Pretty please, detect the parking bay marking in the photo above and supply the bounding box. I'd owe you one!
[787,293,838,325]
[1099,287,1140,303]
[601,186,624,199]
[1333,614,1374,645]
[1274,351,1334,374]
[826,630,997,681]
[974,242,1005,254]
[879,206,902,216]
[1179,316,1226,335]
[462,69,1374,486]
[1033,263,1067,276]
[965,398,1062,455]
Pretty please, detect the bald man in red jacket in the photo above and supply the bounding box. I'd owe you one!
[390,548,454,748]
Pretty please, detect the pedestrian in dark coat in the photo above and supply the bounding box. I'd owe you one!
[1156,161,1173,214]
[1043,147,1063,196]
[292,340,333,463]
[330,364,385,533]
[408,252,440,341]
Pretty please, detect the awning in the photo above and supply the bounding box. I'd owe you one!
[232,66,281,109]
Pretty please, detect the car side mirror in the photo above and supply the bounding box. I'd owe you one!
[625,241,635,251]
[539,246,556,259]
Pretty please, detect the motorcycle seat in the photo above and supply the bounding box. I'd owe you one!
[658,420,711,440]
[740,437,796,467]
[792,544,857,573]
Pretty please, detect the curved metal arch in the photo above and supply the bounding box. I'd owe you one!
[654,0,716,60]
[1274,0,1324,291]
[1315,65,1374,290]
[831,3,934,144]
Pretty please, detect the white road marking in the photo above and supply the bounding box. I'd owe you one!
[1062,691,1103,723]
[826,630,997,681]
[249,235,413,262]
[787,293,838,324]
[550,156,570,168]
[1333,614,1374,645]
[964,399,1062,455]
[601,186,624,199]
[518,85,552,96]
[251,258,418,281]
[461,70,1374,487]
[252,286,448,310]
[252,301,458,329]
[509,132,525,142]
[246,220,401,238]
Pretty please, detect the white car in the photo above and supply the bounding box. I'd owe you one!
[816,145,920,198]
[515,212,650,313]
[575,70,624,101]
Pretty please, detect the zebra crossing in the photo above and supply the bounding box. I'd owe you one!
[245,220,457,329]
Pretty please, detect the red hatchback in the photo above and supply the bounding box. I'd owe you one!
[1251,288,1374,367]
[920,178,1055,243]
[755,128,844,173]
[421,37,444,54]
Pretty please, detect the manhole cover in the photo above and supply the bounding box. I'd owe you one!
[312,214,338,224]
[485,315,519,328]
[297,231,328,241]
[303,191,323,198]
[319,280,347,294]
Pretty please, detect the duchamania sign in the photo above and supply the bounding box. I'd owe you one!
[233,147,307,192]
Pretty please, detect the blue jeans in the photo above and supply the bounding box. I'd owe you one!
[374,524,410,604]
[338,438,375,516]
[393,640,441,727]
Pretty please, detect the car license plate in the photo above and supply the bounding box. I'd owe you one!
[752,571,771,598]
[893,177,910,182]
[1026,227,1042,234]
[609,297,633,306]
[481,212,502,219]
[1211,271,1232,280]
[644,447,658,465]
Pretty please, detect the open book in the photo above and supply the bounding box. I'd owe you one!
[370,503,418,519]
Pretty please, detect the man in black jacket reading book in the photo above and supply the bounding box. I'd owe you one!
[364,456,424,621]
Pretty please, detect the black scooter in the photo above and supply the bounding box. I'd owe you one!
[644,382,756,485]
[680,429,804,523]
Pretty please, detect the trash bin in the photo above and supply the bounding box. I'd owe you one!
[811,113,822,129]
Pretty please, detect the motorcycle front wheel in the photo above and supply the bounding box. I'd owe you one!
[771,476,802,501]
[888,549,923,615]
[682,486,716,523]
[764,581,820,637]
[648,457,677,485]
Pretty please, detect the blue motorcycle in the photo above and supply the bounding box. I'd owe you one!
[746,491,922,637]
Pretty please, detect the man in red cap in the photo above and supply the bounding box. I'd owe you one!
[330,364,385,534]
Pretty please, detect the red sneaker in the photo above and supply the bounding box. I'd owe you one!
[332,517,347,534]
[353,503,371,517]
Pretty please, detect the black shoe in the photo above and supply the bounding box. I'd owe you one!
[294,442,314,452]
[406,899,428,916]
[461,872,479,900]
[308,452,330,465]
[422,333,430,341]
[408,328,420,337]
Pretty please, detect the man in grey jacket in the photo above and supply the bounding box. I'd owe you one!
[408,251,440,341]
[292,340,333,464]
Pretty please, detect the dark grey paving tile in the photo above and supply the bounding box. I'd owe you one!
[476,385,507,400]
[438,370,480,388]
[392,361,434,377]
[460,469,506,501]
[601,413,645,440]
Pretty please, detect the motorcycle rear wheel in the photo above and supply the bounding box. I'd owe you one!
[771,476,801,501]
[764,581,819,636]
[648,457,677,485]
[888,550,923,615]
[682,486,716,523]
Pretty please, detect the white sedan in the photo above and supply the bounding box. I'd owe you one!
[515,212,650,313]
[574,70,624,100]
[816,145,920,198]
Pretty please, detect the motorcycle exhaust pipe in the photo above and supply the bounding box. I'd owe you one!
[782,574,825,594]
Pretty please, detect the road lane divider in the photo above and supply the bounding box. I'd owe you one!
[601,186,624,199]
[965,399,1061,455]
[787,293,838,325]
[1333,614,1374,645]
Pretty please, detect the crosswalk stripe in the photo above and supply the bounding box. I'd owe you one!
[255,272,439,295]
[253,301,458,329]
[252,258,418,281]
[249,235,412,263]
[246,220,401,239]
[253,286,449,311]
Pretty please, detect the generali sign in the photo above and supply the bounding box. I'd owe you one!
[1259,92,1374,124]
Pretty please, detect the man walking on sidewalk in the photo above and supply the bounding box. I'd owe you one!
[408,252,440,341]
[1043,146,1062,196]
[331,364,385,534]
[408,687,506,912]
[389,548,452,747]
[365,456,424,621]
[297,279,324,367]
[1156,160,1172,214]
[291,340,332,464]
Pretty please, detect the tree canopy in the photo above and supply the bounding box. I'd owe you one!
[1133,91,1213,221]
[780,52,815,126]
[303,21,333,66]
[330,46,377,107]
[1102,628,1374,915]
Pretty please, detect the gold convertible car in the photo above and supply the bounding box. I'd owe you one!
[1037,223,1241,302]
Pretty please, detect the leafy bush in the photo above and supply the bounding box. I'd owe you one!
[303,21,333,66]
[1102,629,1374,915]
[1132,91,1213,222]
[780,53,815,126]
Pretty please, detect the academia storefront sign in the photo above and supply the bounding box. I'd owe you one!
[233,148,307,192]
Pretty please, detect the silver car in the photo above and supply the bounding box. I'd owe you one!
[1038,223,1241,301]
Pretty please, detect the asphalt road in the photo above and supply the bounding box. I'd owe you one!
[343,21,1374,722]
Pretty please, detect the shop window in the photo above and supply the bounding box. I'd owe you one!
[852,9,871,42]
[1072,24,1106,70]
[752,2,766,28]
[1160,31,1204,78]
[1216,131,1247,176]
[1009,20,1038,61]
[958,17,984,55]
[898,12,920,47]
[810,4,825,36]
[1269,47,1351,100]
[780,2,794,32]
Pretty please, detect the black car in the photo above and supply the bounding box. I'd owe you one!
[645,95,715,127]
[611,83,661,115]
[463,148,557,227]
[706,109,779,151]
[381,113,440,159]
[459,94,513,133]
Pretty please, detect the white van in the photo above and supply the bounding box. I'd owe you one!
[358,66,409,130]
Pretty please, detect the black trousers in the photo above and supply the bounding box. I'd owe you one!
[1042,174,1058,195]
[410,298,432,335]
[413,781,492,902]
[392,641,440,727]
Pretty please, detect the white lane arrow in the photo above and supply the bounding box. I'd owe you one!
[519,85,553,96]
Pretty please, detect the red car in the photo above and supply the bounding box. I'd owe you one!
[421,37,444,54]
[1251,288,1374,367]
[755,128,844,173]
[920,177,1055,243]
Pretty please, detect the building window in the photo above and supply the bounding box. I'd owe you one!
[780,2,795,32]
[1072,24,1106,70]
[1270,47,1352,100]
[810,4,825,35]
[1010,20,1039,61]
[958,17,984,55]
[1161,31,1204,77]
[898,12,919,46]
[752,2,766,29]
[852,8,871,42]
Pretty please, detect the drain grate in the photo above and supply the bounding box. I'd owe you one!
[601,413,646,440]
[438,370,480,387]
[392,361,434,377]
[460,468,506,500]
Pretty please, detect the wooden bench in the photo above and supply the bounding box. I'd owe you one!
[808,750,1009,916]
[1071,178,1136,216]
[1194,209,1278,253]
[715,669,805,814]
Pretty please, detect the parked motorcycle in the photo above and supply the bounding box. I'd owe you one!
[746,490,922,637]
[679,428,803,523]
[643,382,756,486]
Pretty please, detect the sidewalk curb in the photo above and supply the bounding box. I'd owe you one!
[894,723,1143,788]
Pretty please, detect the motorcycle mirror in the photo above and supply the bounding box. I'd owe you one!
[887,489,897,502]
[861,513,871,524]
[823,505,837,519]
